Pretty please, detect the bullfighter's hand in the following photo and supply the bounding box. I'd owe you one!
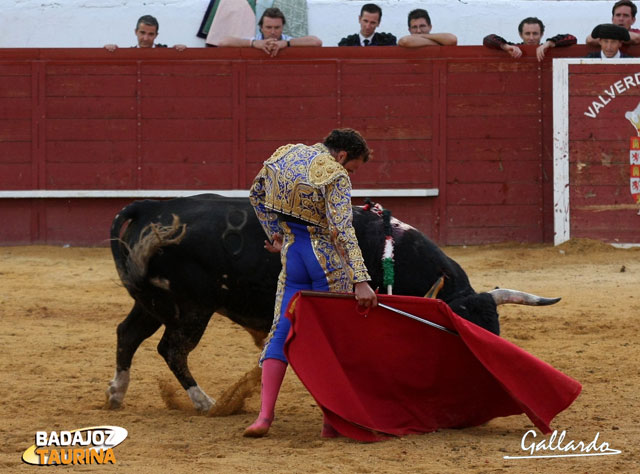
[536,41,553,62]
[354,282,377,308]
[503,44,522,59]
[264,234,283,253]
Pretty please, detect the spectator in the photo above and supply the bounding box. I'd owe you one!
[338,3,396,46]
[586,0,640,46]
[586,23,633,57]
[218,7,322,57]
[104,15,187,52]
[483,17,576,61]
[398,8,457,48]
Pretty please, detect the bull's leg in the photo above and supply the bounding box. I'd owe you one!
[106,302,161,409]
[157,315,214,413]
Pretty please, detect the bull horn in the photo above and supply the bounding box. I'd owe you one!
[424,276,445,299]
[489,288,561,306]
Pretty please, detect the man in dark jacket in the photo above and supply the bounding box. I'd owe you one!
[586,23,633,57]
[338,3,396,46]
[483,17,576,61]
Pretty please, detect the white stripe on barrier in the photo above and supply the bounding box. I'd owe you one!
[0,188,439,199]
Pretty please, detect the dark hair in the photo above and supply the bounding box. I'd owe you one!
[259,7,286,27]
[408,9,431,27]
[324,128,371,163]
[360,3,382,21]
[613,0,637,18]
[518,17,545,36]
[136,15,159,31]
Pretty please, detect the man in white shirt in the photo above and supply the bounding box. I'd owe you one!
[219,7,322,58]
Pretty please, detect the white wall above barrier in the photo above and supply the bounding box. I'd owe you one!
[0,0,622,48]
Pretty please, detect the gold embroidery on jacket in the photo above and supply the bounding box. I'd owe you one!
[249,142,370,283]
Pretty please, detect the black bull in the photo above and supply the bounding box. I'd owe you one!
[106,194,559,412]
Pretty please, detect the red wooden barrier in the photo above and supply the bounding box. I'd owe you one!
[556,62,640,245]
[0,45,611,246]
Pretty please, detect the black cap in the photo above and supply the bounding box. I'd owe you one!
[591,23,631,41]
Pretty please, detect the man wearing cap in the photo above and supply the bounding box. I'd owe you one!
[586,23,634,57]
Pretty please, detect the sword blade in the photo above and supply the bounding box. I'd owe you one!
[378,303,459,336]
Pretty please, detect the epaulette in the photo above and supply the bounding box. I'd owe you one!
[308,153,348,187]
[375,32,397,45]
[264,144,296,164]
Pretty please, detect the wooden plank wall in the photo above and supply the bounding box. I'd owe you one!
[568,63,640,244]
[0,46,592,246]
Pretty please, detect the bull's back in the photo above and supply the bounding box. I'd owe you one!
[111,194,281,332]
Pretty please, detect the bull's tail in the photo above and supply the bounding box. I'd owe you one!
[110,203,186,292]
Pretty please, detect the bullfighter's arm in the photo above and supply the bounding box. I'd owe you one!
[536,34,577,61]
[483,34,523,59]
[325,175,371,283]
[249,168,281,241]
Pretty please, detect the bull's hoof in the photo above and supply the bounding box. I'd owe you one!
[105,369,130,409]
[105,386,124,409]
[187,385,215,413]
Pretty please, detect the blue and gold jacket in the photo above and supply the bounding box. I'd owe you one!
[249,143,370,283]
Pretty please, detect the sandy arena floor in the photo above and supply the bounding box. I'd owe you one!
[0,240,639,473]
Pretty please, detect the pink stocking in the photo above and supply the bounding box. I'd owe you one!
[243,358,287,437]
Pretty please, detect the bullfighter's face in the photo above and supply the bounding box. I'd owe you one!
[359,11,380,38]
[336,154,365,175]
[519,23,542,45]
[135,24,158,48]
[599,38,623,58]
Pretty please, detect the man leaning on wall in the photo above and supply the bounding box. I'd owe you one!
[218,7,322,58]
[483,17,576,61]
[398,9,457,48]
[104,15,187,52]
[586,0,640,46]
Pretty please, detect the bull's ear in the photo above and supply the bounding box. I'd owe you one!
[424,275,444,299]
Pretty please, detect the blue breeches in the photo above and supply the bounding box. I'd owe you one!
[261,222,352,363]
